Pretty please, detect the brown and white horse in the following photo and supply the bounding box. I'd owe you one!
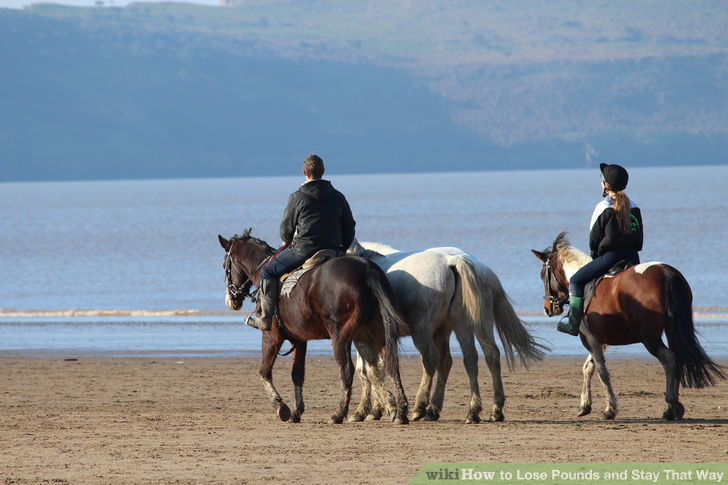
[532,232,724,420]
[219,230,409,424]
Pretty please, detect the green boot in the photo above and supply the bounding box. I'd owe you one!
[557,296,583,336]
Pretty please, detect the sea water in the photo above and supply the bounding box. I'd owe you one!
[1,166,727,357]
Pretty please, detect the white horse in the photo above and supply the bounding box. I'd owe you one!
[348,240,548,423]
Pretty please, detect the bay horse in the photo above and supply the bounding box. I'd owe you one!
[532,231,725,420]
[218,230,409,424]
[348,240,547,423]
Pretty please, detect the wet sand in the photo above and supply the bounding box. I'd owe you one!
[1,356,726,484]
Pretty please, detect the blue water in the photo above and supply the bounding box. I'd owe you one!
[1,166,727,357]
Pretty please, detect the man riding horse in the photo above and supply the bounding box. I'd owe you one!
[246,154,356,331]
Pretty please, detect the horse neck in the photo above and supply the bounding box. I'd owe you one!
[558,247,592,282]
[233,244,270,284]
[360,241,400,255]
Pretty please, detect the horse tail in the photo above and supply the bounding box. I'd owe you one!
[662,265,725,388]
[453,256,548,370]
[364,262,406,380]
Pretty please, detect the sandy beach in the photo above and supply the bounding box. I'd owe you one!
[1,355,726,484]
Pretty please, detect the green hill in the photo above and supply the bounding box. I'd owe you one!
[1,0,727,181]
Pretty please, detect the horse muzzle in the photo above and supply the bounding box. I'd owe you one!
[543,297,565,317]
[226,293,243,311]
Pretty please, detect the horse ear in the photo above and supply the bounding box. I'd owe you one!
[531,249,547,262]
[218,235,231,251]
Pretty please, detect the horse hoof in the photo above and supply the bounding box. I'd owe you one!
[577,405,592,417]
[490,410,505,422]
[329,416,344,424]
[602,410,616,420]
[289,413,301,423]
[365,413,382,421]
[411,410,426,421]
[394,415,409,425]
[664,402,685,420]
[277,404,291,422]
[465,414,481,424]
[347,414,365,423]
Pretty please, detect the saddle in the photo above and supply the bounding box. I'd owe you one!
[583,259,635,312]
[279,249,339,297]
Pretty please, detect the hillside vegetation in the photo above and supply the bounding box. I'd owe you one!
[1,0,727,180]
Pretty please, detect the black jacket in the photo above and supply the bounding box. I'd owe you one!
[589,199,643,258]
[279,179,356,259]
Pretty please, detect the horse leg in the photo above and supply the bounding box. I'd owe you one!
[348,352,373,422]
[474,321,505,422]
[454,324,483,423]
[588,342,618,419]
[425,330,453,421]
[290,341,307,423]
[330,336,354,424]
[259,334,291,422]
[645,339,684,420]
[410,327,439,421]
[370,356,396,420]
[354,342,395,421]
[578,354,595,416]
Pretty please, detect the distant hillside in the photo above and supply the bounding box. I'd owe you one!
[1,0,727,181]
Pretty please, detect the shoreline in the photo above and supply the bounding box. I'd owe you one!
[3,306,728,319]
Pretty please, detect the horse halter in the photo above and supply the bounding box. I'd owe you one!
[222,249,255,303]
[541,257,568,315]
[223,240,278,303]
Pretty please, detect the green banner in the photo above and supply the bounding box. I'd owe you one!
[410,463,728,485]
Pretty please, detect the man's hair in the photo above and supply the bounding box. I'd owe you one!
[303,154,325,179]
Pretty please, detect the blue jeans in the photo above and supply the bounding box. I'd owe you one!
[569,249,640,298]
[260,247,307,281]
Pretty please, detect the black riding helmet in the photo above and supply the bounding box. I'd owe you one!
[600,163,629,192]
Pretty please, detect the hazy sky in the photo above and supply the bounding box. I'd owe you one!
[0,0,216,8]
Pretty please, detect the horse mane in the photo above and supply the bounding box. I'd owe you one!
[231,228,276,255]
[553,231,591,273]
[359,240,400,256]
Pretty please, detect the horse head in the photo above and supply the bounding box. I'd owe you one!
[218,228,275,311]
[531,232,571,317]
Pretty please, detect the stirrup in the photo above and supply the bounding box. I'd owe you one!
[245,315,271,331]
[556,315,580,336]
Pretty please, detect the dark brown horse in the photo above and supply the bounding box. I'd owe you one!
[218,229,409,424]
[532,232,724,420]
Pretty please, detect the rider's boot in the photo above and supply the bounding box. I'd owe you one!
[557,296,583,336]
[246,279,279,331]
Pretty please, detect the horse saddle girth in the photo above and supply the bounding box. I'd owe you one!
[279,249,339,298]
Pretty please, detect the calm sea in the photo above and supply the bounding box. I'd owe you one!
[1,166,727,358]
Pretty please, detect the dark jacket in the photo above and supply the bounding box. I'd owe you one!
[589,199,643,259]
[279,179,356,259]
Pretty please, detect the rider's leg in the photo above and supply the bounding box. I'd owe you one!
[246,247,301,331]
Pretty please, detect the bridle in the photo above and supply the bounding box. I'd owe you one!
[223,250,255,303]
[222,239,285,304]
[541,255,568,316]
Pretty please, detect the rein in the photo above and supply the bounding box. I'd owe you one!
[224,241,287,303]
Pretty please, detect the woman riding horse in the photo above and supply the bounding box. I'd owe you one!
[247,153,356,331]
[560,163,644,336]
